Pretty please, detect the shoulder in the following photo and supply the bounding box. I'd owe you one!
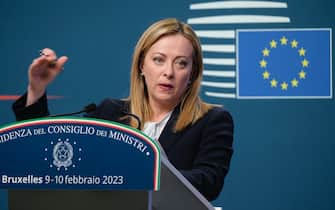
[193,106,234,141]
[203,106,234,128]
[175,105,234,140]
[207,106,233,118]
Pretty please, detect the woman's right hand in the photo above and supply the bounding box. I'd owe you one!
[26,48,68,106]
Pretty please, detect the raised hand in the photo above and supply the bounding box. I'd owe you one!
[26,48,68,106]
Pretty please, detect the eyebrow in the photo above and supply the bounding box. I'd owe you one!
[150,52,191,60]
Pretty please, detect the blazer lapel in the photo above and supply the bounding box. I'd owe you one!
[158,106,181,153]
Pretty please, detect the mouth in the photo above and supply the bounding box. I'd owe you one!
[158,83,174,90]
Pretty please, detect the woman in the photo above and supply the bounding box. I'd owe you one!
[13,18,234,201]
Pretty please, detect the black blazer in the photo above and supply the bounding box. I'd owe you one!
[13,93,234,201]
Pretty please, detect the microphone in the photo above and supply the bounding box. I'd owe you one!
[49,101,142,130]
[108,100,142,130]
[121,111,142,130]
[49,103,97,117]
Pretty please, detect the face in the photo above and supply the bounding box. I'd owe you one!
[141,34,193,108]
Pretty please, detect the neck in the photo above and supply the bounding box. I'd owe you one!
[149,100,176,122]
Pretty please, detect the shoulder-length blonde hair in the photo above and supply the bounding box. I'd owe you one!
[128,18,212,132]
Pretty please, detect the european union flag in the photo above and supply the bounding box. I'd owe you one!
[237,29,332,99]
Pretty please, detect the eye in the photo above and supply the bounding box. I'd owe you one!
[153,56,164,65]
[175,59,189,69]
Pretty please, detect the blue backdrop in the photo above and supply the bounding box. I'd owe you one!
[1,0,334,209]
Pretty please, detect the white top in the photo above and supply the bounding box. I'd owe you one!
[142,111,173,141]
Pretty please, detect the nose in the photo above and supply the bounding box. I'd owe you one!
[163,62,174,79]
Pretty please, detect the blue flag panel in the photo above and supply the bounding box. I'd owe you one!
[237,29,332,99]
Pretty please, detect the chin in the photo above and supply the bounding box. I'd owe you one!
[154,95,177,104]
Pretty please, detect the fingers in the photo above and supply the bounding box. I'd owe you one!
[29,49,68,79]
[56,56,68,70]
[29,58,51,79]
[27,48,68,99]
[49,56,68,76]
[39,48,58,67]
[40,48,57,60]
[47,56,68,74]
[30,56,49,71]
[36,48,68,69]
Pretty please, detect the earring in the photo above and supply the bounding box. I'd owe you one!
[140,72,145,76]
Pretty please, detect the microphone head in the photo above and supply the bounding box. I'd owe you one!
[84,103,97,113]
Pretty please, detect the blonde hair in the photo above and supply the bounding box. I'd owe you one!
[128,18,212,132]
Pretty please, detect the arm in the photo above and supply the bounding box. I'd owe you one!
[12,48,68,121]
[180,108,234,201]
[12,92,49,121]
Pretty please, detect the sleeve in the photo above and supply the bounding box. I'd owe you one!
[12,92,50,121]
[180,108,234,201]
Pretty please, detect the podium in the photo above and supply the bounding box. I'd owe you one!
[0,117,215,210]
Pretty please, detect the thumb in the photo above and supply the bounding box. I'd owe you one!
[51,56,68,76]
[57,56,68,69]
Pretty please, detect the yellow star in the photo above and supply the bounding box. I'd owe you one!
[281,82,288,90]
[291,79,299,87]
[260,59,267,68]
[298,48,306,56]
[291,40,298,48]
[302,59,309,67]
[299,70,306,79]
[270,40,277,48]
[262,48,270,56]
[280,36,288,45]
[262,71,270,79]
[270,79,278,87]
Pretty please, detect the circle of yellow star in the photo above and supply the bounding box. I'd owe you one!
[281,82,288,90]
[280,36,288,45]
[259,36,309,91]
[291,40,298,48]
[270,40,277,48]
[291,79,299,87]
[262,71,270,79]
